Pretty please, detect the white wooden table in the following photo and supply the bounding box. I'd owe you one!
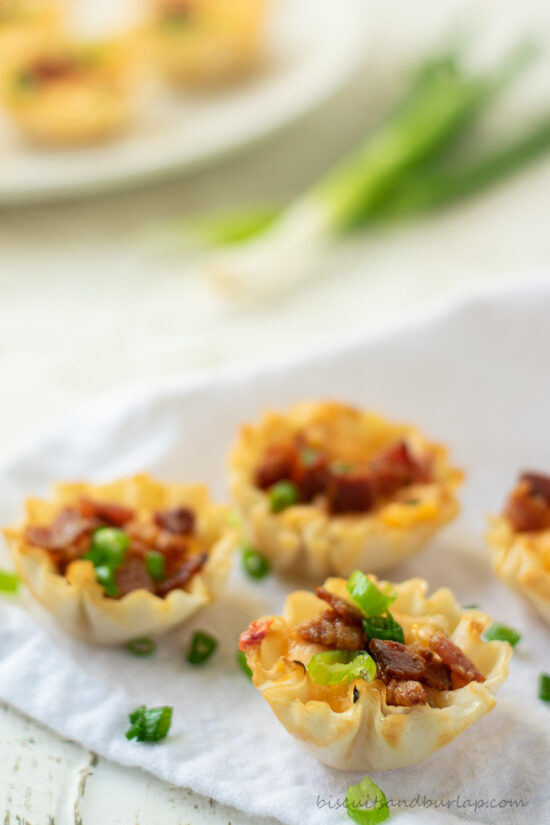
[2,1,550,822]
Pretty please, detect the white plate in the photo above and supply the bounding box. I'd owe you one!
[0,0,366,203]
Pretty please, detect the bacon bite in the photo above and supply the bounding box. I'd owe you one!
[505,472,550,532]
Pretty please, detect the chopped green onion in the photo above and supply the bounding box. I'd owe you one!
[346,776,389,824]
[241,547,270,580]
[363,613,404,644]
[538,673,550,702]
[346,570,396,617]
[463,603,480,610]
[126,705,172,743]
[268,480,299,513]
[94,564,119,597]
[0,569,19,594]
[226,510,242,528]
[300,447,320,466]
[236,649,253,680]
[484,623,521,647]
[145,551,165,581]
[306,650,376,686]
[126,637,156,657]
[187,630,218,665]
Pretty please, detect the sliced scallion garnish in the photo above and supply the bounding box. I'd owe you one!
[363,613,404,644]
[84,527,130,597]
[187,630,218,665]
[145,551,165,581]
[306,650,376,686]
[346,776,389,824]
[484,623,521,647]
[125,705,172,743]
[346,570,396,617]
[236,649,253,680]
[538,673,550,703]
[0,569,19,594]
[241,547,270,580]
[127,637,156,657]
[268,480,299,513]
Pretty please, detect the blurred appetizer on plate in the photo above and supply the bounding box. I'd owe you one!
[229,401,463,577]
[3,474,236,643]
[148,0,268,86]
[0,0,63,73]
[1,33,144,145]
[487,471,550,625]
[239,571,510,770]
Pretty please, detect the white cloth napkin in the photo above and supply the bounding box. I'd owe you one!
[0,283,549,825]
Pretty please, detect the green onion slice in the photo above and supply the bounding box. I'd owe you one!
[84,527,130,596]
[236,649,253,680]
[538,673,550,702]
[463,603,480,610]
[484,623,521,647]
[268,480,299,513]
[307,650,376,686]
[241,547,270,580]
[127,637,156,657]
[145,551,165,581]
[0,569,19,594]
[125,705,173,743]
[346,776,389,824]
[363,613,404,644]
[346,570,396,617]
[94,564,119,597]
[187,630,218,665]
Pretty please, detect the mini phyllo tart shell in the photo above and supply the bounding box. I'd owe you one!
[3,474,236,644]
[229,401,463,577]
[486,472,550,625]
[239,575,510,771]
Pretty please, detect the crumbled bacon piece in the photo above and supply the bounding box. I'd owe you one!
[369,639,427,683]
[315,587,364,626]
[255,444,297,490]
[25,56,80,84]
[24,507,96,552]
[298,610,367,650]
[293,449,328,502]
[505,473,550,532]
[115,555,154,597]
[326,470,374,514]
[154,552,207,597]
[239,618,273,650]
[429,632,485,689]
[369,440,431,497]
[385,679,427,706]
[417,648,452,691]
[79,497,134,527]
[154,506,195,535]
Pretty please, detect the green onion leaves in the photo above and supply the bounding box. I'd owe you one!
[268,480,299,513]
[187,630,218,665]
[0,569,19,594]
[484,623,521,647]
[241,547,270,580]
[236,649,253,680]
[84,527,130,597]
[347,570,396,617]
[538,673,550,703]
[145,550,165,581]
[362,614,405,644]
[126,637,156,657]
[306,650,376,686]
[346,776,389,824]
[126,705,173,743]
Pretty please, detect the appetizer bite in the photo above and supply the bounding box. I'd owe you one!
[487,471,550,624]
[1,34,142,145]
[239,572,510,770]
[3,474,236,643]
[0,0,63,73]
[148,0,267,87]
[229,401,462,577]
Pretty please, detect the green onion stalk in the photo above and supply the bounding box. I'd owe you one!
[204,48,534,304]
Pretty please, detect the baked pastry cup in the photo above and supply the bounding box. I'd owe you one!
[1,34,143,145]
[3,473,237,644]
[487,471,550,625]
[239,574,510,771]
[148,0,267,87]
[229,401,463,577]
[0,0,64,75]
